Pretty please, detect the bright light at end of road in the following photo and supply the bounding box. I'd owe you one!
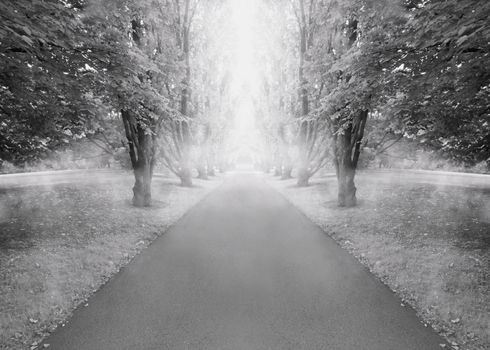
[227,0,261,164]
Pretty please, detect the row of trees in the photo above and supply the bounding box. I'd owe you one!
[260,0,489,206]
[0,0,229,206]
[1,0,489,208]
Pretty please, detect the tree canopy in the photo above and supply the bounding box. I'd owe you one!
[1,0,488,206]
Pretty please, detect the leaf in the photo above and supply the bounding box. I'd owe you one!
[456,35,469,46]
[22,25,32,36]
[20,35,34,46]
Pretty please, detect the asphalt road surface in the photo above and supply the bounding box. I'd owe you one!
[41,173,448,349]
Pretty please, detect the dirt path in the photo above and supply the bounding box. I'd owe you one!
[41,173,448,349]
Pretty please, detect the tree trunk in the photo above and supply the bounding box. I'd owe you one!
[124,21,157,207]
[336,161,356,207]
[121,110,155,207]
[281,165,293,180]
[197,165,208,180]
[297,168,311,186]
[179,167,193,187]
[177,5,193,186]
[334,131,357,207]
[297,20,311,180]
[133,162,152,207]
[333,110,368,207]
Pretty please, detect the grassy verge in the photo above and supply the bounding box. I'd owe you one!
[267,173,489,350]
[0,173,222,350]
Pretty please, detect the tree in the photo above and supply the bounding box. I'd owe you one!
[191,13,223,179]
[0,0,98,165]
[289,0,331,186]
[159,0,201,187]
[253,1,300,178]
[83,0,182,206]
[291,0,407,204]
[381,0,490,168]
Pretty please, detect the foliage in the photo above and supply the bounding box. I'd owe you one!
[269,0,489,202]
[384,0,490,166]
[1,0,488,174]
[0,0,97,163]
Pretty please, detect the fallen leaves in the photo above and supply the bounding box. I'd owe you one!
[1,176,222,349]
[269,175,490,350]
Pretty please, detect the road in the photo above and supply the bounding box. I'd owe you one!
[40,173,448,350]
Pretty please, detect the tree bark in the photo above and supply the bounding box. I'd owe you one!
[196,164,208,180]
[179,167,193,187]
[121,110,155,207]
[133,161,153,207]
[333,110,368,207]
[297,8,311,182]
[335,149,357,207]
[175,1,193,187]
[297,167,311,186]
[123,19,158,207]
[281,165,293,179]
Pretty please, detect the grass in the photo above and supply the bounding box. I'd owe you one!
[268,173,489,350]
[0,173,222,350]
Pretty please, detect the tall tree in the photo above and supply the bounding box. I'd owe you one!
[168,0,200,186]
[291,0,326,186]
[293,0,406,204]
[84,0,181,206]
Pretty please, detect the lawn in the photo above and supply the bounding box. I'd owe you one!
[0,173,222,350]
[268,172,489,350]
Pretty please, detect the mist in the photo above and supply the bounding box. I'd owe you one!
[1,0,489,349]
